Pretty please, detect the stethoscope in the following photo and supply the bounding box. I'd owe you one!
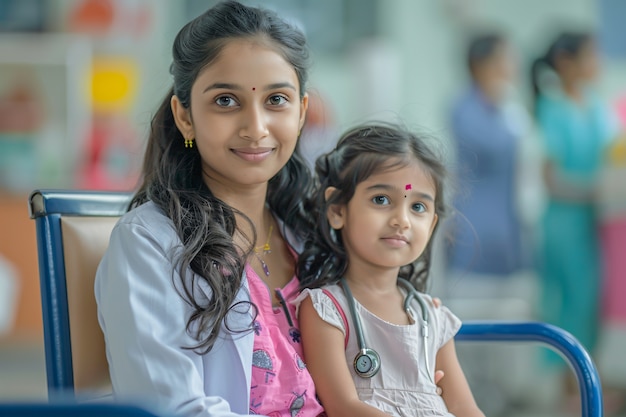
[339,277,433,382]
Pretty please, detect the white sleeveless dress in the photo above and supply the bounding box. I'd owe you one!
[295,284,461,417]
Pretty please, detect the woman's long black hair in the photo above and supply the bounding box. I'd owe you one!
[297,124,448,293]
[132,0,312,353]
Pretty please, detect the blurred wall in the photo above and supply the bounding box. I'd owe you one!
[310,0,602,134]
[33,0,612,150]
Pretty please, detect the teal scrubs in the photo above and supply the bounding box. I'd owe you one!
[536,90,616,363]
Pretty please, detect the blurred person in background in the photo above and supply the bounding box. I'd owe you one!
[296,90,338,172]
[445,32,542,416]
[448,32,536,280]
[530,30,620,402]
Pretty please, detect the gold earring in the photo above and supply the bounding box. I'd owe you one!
[184,137,194,148]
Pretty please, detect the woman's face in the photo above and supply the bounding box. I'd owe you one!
[172,38,308,190]
[574,40,600,82]
[486,42,517,83]
[556,39,600,84]
[474,42,517,99]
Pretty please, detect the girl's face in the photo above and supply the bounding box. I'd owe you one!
[172,38,308,189]
[328,160,439,273]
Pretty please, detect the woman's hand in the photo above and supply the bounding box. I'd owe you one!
[431,297,445,395]
[435,370,445,395]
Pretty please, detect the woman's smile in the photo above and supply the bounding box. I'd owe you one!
[231,146,276,162]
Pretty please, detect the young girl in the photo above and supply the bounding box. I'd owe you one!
[296,125,484,417]
[95,2,325,416]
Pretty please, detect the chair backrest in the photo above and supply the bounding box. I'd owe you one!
[29,190,132,399]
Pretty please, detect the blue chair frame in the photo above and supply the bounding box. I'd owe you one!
[28,189,131,398]
[29,190,603,416]
[0,403,163,417]
[456,321,602,417]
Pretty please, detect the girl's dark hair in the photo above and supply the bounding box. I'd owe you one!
[132,0,311,353]
[466,33,506,77]
[530,31,593,106]
[297,124,448,293]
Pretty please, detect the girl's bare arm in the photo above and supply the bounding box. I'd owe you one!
[436,339,485,417]
[299,296,391,417]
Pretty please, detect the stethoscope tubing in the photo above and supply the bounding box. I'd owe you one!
[340,277,433,383]
[398,278,433,383]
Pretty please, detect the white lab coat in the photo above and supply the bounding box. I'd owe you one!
[95,201,260,417]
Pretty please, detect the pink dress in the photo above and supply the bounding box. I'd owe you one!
[246,264,325,417]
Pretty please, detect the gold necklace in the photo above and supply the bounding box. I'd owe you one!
[254,224,272,276]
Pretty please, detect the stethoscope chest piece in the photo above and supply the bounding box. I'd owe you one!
[354,348,381,378]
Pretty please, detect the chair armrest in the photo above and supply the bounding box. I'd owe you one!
[457,321,602,417]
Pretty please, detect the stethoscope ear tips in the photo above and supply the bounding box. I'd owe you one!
[354,348,381,378]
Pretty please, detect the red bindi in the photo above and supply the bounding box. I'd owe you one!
[405,184,412,190]
[252,87,256,91]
